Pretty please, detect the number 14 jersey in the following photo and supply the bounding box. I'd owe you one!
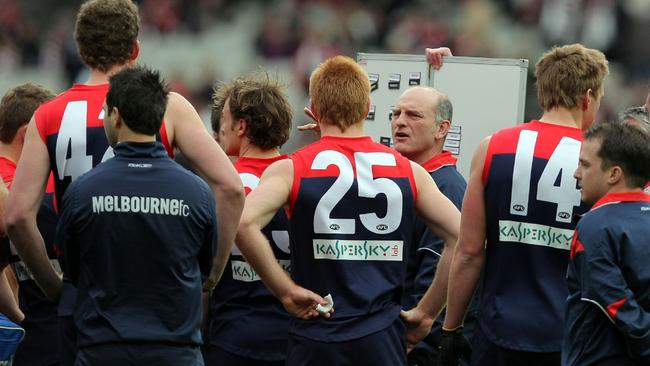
[480,120,590,352]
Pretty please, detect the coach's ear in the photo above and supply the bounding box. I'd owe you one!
[129,41,140,62]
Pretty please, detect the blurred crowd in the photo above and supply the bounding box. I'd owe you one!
[1,0,649,122]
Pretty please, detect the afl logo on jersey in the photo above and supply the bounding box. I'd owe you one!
[376,224,388,231]
[512,204,525,212]
[558,212,571,220]
[329,224,340,231]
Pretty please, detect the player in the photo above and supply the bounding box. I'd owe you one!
[437,44,609,366]
[391,86,472,365]
[4,0,243,363]
[204,73,292,365]
[564,122,650,365]
[0,83,60,365]
[236,55,461,366]
[618,106,650,131]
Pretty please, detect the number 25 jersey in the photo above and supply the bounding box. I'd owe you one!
[288,135,416,342]
[481,120,590,352]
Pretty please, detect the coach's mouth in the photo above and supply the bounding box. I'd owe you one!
[393,131,409,141]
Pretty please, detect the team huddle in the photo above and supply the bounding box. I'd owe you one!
[1,1,650,366]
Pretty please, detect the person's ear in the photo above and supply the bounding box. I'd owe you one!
[435,120,451,140]
[17,124,28,144]
[236,119,247,137]
[129,40,140,62]
[607,165,623,186]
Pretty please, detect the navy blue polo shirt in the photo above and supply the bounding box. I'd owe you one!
[56,141,217,348]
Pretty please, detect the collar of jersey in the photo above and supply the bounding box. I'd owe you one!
[320,135,373,142]
[421,151,457,172]
[113,141,168,159]
[591,191,650,210]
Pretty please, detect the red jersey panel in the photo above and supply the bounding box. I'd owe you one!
[33,83,173,205]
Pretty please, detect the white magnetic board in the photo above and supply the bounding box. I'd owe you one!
[357,53,528,178]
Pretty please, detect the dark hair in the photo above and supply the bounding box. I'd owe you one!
[584,122,650,188]
[106,65,169,135]
[74,0,139,72]
[212,72,292,149]
[0,83,55,143]
[618,106,650,131]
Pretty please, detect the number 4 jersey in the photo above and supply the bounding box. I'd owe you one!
[480,120,590,352]
[288,135,416,342]
[34,84,173,207]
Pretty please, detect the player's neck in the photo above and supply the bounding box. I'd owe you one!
[538,108,584,129]
[0,143,22,164]
[85,64,129,85]
[238,141,280,159]
[319,121,364,138]
[117,131,156,145]
[603,184,645,197]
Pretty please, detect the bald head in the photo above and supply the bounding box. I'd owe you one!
[391,86,454,164]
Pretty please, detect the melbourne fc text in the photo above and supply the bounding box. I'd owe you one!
[92,195,190,216]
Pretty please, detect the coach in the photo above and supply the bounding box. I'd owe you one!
[56,65,217,366]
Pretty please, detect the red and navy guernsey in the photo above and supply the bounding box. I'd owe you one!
[287,135,417,342]
[480,121,590,352]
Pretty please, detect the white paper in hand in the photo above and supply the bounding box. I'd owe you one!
[315,294,333,314]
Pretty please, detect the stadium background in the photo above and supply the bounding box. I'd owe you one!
[1,0,648,151]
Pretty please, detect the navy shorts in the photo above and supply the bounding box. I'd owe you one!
[202,345,283,366]
[58,315,77,366]
[286,317,407,366]
[470,326,559,366]
[75,343,203,366]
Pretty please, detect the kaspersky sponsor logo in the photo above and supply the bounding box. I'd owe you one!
[313,239,403,261]
[498,220,573,250]
[231,259,291,282]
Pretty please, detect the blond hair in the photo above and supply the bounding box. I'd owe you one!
[535,44,609,111]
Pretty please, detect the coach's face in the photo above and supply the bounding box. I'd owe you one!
[391,88,438,163]
[574,138,609,204]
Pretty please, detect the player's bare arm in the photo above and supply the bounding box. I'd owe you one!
[443,136,490,330]
[164,92,245,287]
[236,159,328,320]
[401,162,461,350]
[0,269,23,323]
[5,117,61,301]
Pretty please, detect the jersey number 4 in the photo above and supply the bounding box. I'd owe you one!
[312,150,404,235]
[56,101,113,182]
[510,130,581,223]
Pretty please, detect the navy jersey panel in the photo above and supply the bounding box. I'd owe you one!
[480,121,589,352]
[208,155,290,361]
[287,136,416,342]
[403,160,466,309]
[401,155,470,357]
[57,141,216,347]
[563,192,650,366]
[12,190,61,365]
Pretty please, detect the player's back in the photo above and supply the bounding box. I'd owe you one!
[480,120,590,352]
[34,84,172,205]
[288,135,416,342]
[208,155,290,361]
